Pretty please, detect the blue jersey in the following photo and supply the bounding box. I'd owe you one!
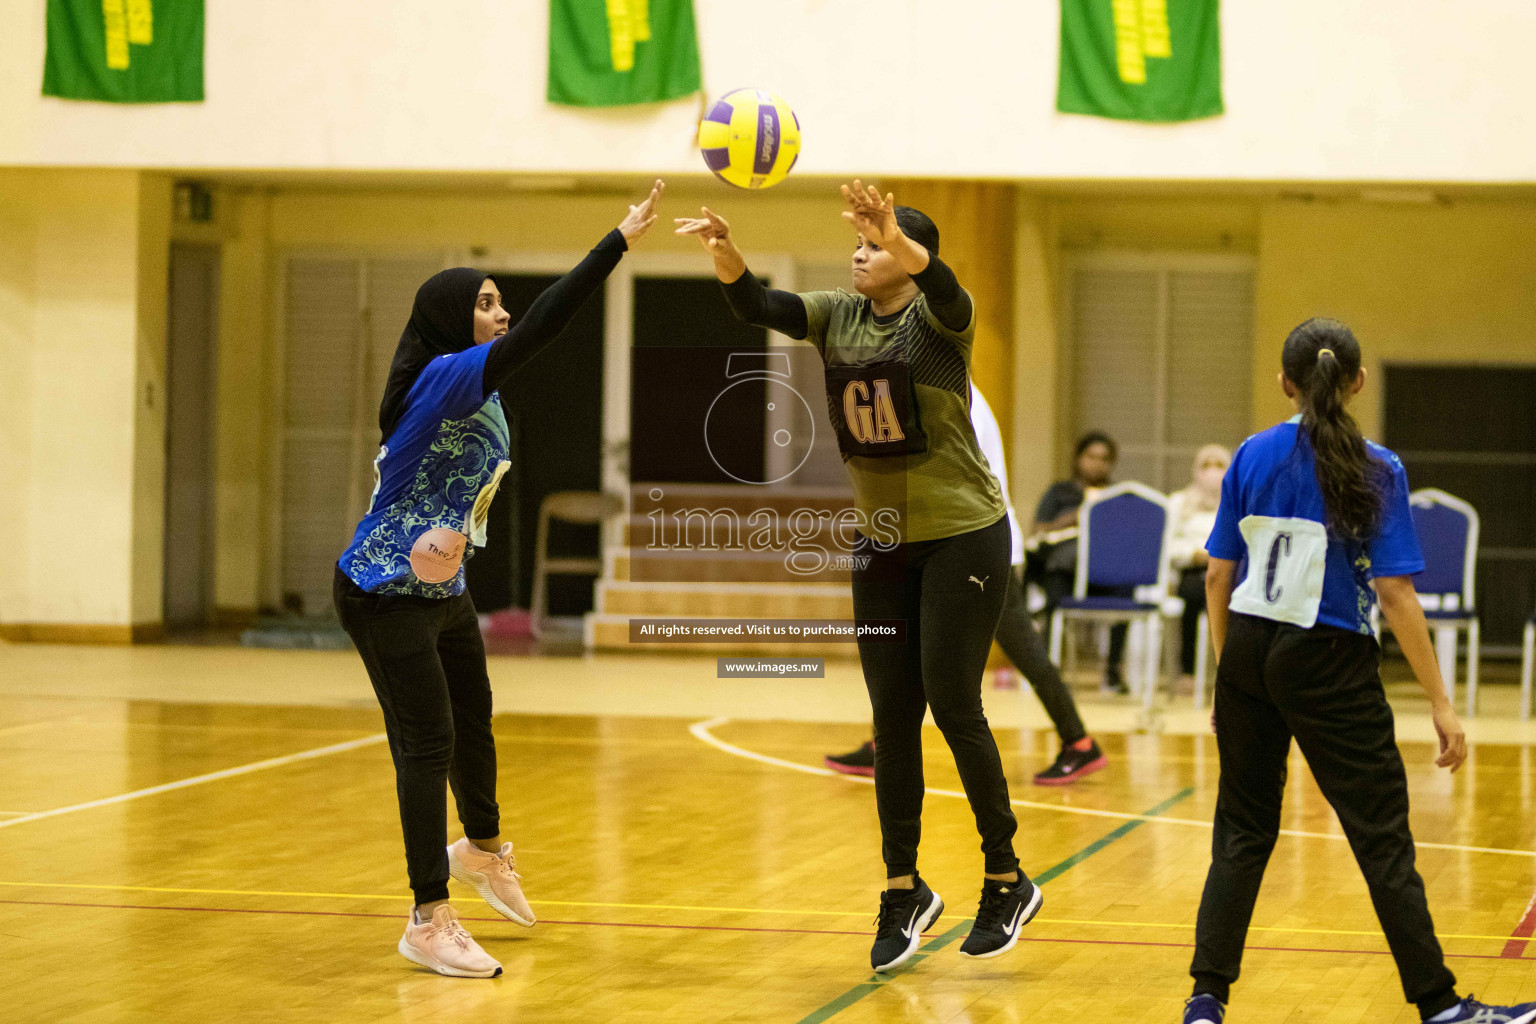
[338,344,510,598]
[1206,417,1423,634]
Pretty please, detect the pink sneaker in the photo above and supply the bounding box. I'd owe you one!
[398,904,502,978]
[448,838,536,927]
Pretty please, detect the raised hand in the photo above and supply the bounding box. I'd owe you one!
[840,179,901,247]
[674,207,746,283]
[673,206,735,254]
[618,179,665,245]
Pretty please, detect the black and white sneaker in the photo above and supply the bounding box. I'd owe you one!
[1432,995,1536,1024]
[870,876,945,972]
[958,874,1042,959]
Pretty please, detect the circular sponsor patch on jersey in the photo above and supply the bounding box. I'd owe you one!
[410,528,466,584]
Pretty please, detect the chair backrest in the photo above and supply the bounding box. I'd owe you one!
[1408,488,1479,608]
[1075,482,1172,597]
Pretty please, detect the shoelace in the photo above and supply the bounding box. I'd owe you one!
[973,886,1012,930]
[872,891,918,934]
[436,915,473,949]
[490,844,524,882]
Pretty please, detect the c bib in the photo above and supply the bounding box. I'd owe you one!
[1229,515,1329,628]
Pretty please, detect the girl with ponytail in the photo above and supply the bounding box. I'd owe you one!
[1178,319,1534,1024]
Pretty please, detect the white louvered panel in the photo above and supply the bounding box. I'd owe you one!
[281,259,361,613]
[284,260,361,431]
[1166,271,1254,451]
[1070,269,1158,450]
[280,431,355,612]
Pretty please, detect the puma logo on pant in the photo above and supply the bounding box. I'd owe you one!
[969,575,989,590]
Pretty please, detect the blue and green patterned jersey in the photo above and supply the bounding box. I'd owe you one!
[338,343,510,598]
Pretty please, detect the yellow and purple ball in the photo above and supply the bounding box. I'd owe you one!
[697,89,802,190]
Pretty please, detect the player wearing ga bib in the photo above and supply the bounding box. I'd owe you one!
[1205,416,1424,634]
[679,184,1040,974]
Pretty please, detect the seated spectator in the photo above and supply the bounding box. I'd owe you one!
[1030,431,1128,694]
[1167,444,1231,687]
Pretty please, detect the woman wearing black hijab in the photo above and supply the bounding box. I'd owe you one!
[334,181,662,978]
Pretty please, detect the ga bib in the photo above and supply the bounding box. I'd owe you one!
[822,361,927,458]
[1229,515,1329,628]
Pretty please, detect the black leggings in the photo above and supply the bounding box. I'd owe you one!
[994,566,1087,745]
[852,516,1022,879]
[1191,613,1458,1018]
[334,568,500,906]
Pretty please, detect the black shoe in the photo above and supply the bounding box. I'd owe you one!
[1033,738,1108,786]
[825,740,875,777]
[958,874,1042,959]
[1101,670,1129,695]
[870,876,944,972]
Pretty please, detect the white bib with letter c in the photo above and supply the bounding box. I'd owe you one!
[1228,515,1329,628]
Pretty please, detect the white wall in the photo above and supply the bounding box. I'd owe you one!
[3,2,1536,182]
[0,169,168,631]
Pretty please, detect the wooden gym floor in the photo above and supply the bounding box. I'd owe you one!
[3,643,1536,1022]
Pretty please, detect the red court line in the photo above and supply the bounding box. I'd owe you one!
[0,897,1516,961]
[1503,892,1536,958]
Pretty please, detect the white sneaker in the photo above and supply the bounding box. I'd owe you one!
[397,904,502,978]
[449,837,536,926]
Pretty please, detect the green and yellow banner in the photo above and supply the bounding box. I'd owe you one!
[1057,0,1222,122]
[548,0,701,107]
[43,0,204,103]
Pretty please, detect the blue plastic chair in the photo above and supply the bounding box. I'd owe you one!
[1408,489,1481,714]
[1048,482,1174,718]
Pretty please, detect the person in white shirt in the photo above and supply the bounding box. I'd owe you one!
[1166,444,1231,684]
[826,383,1107,786]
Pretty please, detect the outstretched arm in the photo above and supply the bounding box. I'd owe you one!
[675,207,810,339]
[841,180,972,332]
[482,181,662,394]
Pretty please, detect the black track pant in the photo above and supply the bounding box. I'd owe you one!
[1190,613,1458,1018]
[852,516,1022,879]
[994,566,1087,746]
[334,568,500,906]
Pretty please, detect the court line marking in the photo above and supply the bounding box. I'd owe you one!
[0,733,388,832]
[0,898,1515,962]
[796,787,1196,1024]
[0,880,1521,944]
[689,716,1209,826]
[1503,891,1536,958]
[690,717,1536,858]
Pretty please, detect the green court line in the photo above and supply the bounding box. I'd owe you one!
[1032,787,1197,887]
[793,787,1197,1024]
